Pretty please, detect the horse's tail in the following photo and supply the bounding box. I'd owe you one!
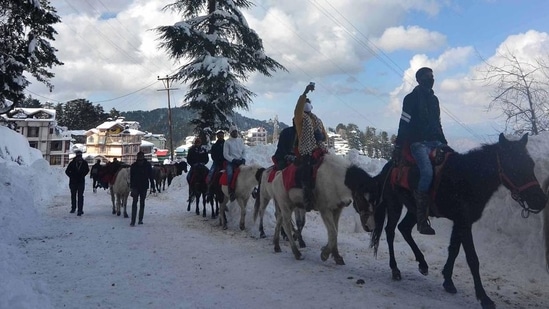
[253,169,265,222]
[370,199,387,259]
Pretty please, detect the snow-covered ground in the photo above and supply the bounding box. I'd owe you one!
[1,125,549,309]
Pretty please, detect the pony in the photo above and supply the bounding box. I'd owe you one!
[253,165,307,248]
[152,165,167,193]
[187,163,215,218]
[270,153,377,265]
[110,167,131,218]
[219,164,265,230]
[370,133,547,309]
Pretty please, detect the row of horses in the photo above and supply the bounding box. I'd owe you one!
[202,133,547,309]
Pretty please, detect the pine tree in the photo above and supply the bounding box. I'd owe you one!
[57,99,109,130]
[156,0,286,138]
[0,0,63,114]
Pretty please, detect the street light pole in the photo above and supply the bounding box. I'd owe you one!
[157,75,179,161]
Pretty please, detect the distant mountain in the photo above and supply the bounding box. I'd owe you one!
[120,108,288,146]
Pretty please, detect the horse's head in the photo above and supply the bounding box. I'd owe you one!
[176,161,188,175]
[345,165,378,232]
[498,133,547,214]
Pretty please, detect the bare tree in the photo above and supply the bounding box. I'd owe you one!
[479,48,549,135]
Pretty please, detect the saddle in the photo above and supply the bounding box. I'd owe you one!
[281,149,326,192]
[390,145,454,217]
[219,166,241,190]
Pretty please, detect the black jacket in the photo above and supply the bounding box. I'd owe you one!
[395,85,447,146]
[186,145,209,166]
[273,126,296,162]
[210,139,226,165]
[130,159,153,191]
[65,158,90,185]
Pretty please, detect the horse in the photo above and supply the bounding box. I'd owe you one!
[187,163,215,218]
[110,167,131,218]
[370,133,547,309]
[152,165,167,193]
[253,165,307,248]
[219,164,265,230]
[270,153,377,265]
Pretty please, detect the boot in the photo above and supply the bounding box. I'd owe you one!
[70,207,76,214]
[414,190,435,235]
[301,160,314,212]
[229,187,236,202]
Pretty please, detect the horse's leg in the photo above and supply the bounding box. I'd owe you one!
[195,193,200,215]
[238,198,248,231]
[398,210,428,276]
[384,202,401,280]
[219,192,229,229]
[458,225,494,309]
[111,189,116,215]
[123,194,129,218]
[273,204,283,252]
[201,193,207,217]
[258,195,270,238]
[442,223,463,296]
[294,208,307,248]
[319,208,344,265]
[187,187,192,212]
[281,205,302,260]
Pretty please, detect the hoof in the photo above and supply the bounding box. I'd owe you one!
[260,233,266,239]
[392,269,402,281]
[320,250,330,262]
[443,279,457,294]
[117,212,121,216]
[222,225,228,230]
[274,246,281,253]
[334,255,345,265]
[239,224,245,231]
[124,214,129,218]
[419,266,428,276]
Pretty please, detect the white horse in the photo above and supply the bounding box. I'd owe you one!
[271,154,377,265]
[219,164,265,230]
[111,167,131,218]
[253,165,307,248]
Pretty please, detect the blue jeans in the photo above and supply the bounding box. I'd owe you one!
[410,141,444,192]
[207,162,219,183]
[226,163,235,188]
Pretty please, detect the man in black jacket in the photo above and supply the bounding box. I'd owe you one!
[395,67,448,235]
[65,150,90,216]
[130,151,154,226]
[206,130,226,202]
[90,159,101,193]
[186,137,209,184]
[272,124,296,170]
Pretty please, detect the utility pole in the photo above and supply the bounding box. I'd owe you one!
[157,75,179,161]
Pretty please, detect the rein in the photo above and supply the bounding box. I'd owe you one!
[496,152,542,217]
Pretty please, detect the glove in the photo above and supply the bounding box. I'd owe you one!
[232,159,239,165]
[241,158,246,165]
[284,154,296,163]
[314,129,324,142]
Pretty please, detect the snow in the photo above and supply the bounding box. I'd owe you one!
[1,125,549,309]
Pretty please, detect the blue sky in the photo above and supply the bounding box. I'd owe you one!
[27,0,549,144]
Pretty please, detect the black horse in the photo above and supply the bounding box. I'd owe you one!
[371,133,546,309]
[187,163,214,218]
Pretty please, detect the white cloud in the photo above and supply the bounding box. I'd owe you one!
[374,26,446,52]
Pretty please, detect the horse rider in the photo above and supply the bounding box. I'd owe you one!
[294,82,328,211]
[130,151,154,226]
[223,125,246,201]
[65,149,90,216]
[272,120,297,171]
[207,130,226,201]
[394,67,449,235]
[186,137,209,186]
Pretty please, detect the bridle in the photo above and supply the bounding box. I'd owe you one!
[496,152,542,217]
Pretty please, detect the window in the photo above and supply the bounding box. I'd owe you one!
[87,136,95,143]
[49,155,62,165]
[28,127,39,137]
[29,141,38,149]
[50,141,62,151]
[99,145,106,154]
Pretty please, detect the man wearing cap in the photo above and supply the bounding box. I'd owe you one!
[206,130,226,201]
[394,67,449,235]
[223,125,246,201]
[130,151,154,226]
[186,137,209,185]
[294,83,327,211]
[65,150,90,216]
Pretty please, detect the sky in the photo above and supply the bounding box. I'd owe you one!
[2,125,549,309]
[25,1,549,143]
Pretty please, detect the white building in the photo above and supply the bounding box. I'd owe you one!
[1,108,72,166]
[327,131,350,155]
[244,127,267,146]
